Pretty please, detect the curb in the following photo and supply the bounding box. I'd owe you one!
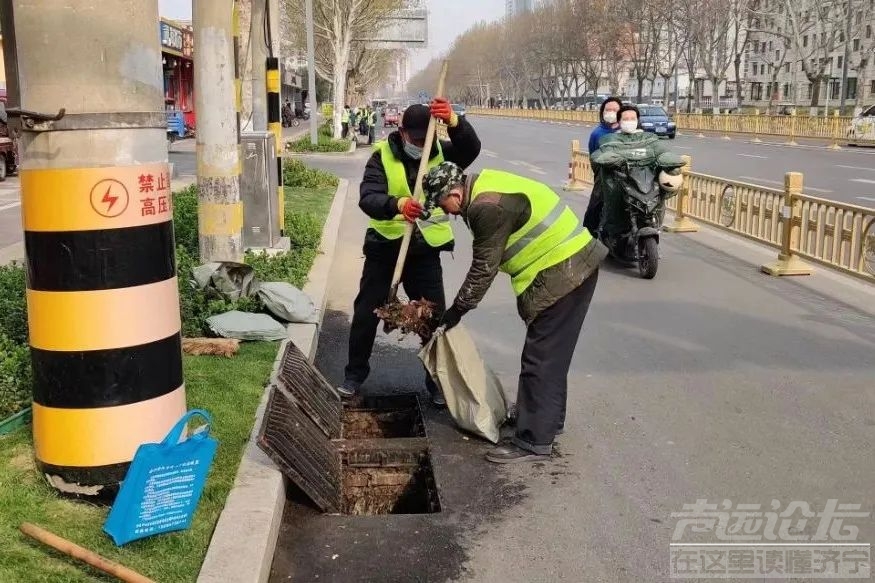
[197,178,350,583]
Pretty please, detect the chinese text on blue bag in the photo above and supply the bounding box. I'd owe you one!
[103,409,218,546]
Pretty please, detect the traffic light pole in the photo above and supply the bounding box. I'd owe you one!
[1,0,186,497]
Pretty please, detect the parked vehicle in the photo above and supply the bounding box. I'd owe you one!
[166,110,194,143]
[637,105,676,139]
[451,103,467,118]
[847,104,875,144]
[384,106,400,127]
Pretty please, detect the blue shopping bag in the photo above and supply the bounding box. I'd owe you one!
[103,409,218,546]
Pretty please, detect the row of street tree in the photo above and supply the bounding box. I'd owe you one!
[282,0,407,136]
[408,0,875,113]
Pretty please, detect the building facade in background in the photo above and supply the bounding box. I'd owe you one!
[743,0,875,112]
[505,0,533,19]
[160,18,195,127]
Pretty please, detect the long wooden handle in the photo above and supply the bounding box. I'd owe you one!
[20,523,156,583]
[389,60,449,300]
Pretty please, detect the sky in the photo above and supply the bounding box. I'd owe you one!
[159,0,504,75]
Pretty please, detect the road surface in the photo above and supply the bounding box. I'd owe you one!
[269,124,875,582]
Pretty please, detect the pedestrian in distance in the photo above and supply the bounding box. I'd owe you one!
[422,162,607,463]
[341,105,351,139]
[337,98,482,406]
[582,97,623,233]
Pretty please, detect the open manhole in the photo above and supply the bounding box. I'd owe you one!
[258,342,440,515]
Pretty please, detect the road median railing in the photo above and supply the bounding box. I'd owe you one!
[469,107,875,146]
[565,141,875,283]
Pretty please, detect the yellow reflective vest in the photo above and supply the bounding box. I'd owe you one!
[470,169,594,295]
[368,141,454,248]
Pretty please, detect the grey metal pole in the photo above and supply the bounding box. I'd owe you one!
[306,0,318,145]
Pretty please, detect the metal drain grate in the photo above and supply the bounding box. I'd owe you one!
[276,341,341,439]
[258,382,343,513]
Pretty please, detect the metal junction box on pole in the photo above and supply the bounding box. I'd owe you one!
[241,131,280,249]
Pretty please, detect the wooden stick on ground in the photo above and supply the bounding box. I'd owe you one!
[19,523,156,583]
[388,59,449,302]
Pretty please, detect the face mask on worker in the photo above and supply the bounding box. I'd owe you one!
[620,120,638,134]
[603,110,618,124]
[403,140,423,160]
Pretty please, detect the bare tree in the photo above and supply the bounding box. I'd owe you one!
[284,0,402,137]
[693,0,738,112]
[652,0,690,110]
[756,0,845,114]
[617,0,661,103]
[848,0,875,111]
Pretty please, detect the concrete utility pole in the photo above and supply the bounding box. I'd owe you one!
[249,0,268,130]
[1,0,186,497]
[194,0,244,262]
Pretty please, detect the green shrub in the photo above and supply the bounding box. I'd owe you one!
[0,264,28,346]
[286,133,352,153]
[173,184,199,258]
[0,333,31,419]
[282,159,339,188]
[244,248,317,290]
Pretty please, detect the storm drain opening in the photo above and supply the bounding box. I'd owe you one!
[258,341,442,516]
[342,394,426,439]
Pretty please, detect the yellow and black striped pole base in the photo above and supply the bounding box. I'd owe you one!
[267,56,284,236]
[22,164,186,498]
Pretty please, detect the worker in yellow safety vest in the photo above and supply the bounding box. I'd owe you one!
[422,162,608,463]
[337,99,482,406]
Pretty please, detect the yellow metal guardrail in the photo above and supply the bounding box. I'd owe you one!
[566,142,875,282]
[469,107,875,146]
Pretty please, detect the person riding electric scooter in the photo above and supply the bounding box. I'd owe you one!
[590,105,685,279]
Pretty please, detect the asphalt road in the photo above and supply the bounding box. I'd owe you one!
[467,115,875,207]
[271,134,875,582]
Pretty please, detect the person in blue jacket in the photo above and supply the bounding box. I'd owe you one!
[588,97,622,154]
[583,97,623,231]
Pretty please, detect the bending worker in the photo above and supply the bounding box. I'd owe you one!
[338,99,482,404]
[423,162,607,463]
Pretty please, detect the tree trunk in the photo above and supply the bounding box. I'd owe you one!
[662,75,672,109]
[810,75,822,115]
[856,61,870,114]
[711,77,721,113]
[637,77,644,103]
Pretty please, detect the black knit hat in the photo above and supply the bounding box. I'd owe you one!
[401,104,430,140]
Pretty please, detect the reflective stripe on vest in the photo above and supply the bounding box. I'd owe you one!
[368,141,454,248]
[470,169,593,296]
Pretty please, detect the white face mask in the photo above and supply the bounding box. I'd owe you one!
[603,111,618,124]
[620,120,638,134]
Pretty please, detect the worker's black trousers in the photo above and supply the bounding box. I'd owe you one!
[513,271,599,455]
[344,244,446,391]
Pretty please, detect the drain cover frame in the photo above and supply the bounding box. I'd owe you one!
[258,381,343,513]
[275,340,342,439]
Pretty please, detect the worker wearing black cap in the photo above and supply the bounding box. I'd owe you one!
[338,98,482,405]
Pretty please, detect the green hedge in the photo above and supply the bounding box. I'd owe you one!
[282,159,339,189]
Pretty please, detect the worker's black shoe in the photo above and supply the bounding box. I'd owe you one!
[336,380,360,399]
[431,391,447,408]
[485,443,550,464]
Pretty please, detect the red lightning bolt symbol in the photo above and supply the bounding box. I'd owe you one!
[101,185,119,212]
